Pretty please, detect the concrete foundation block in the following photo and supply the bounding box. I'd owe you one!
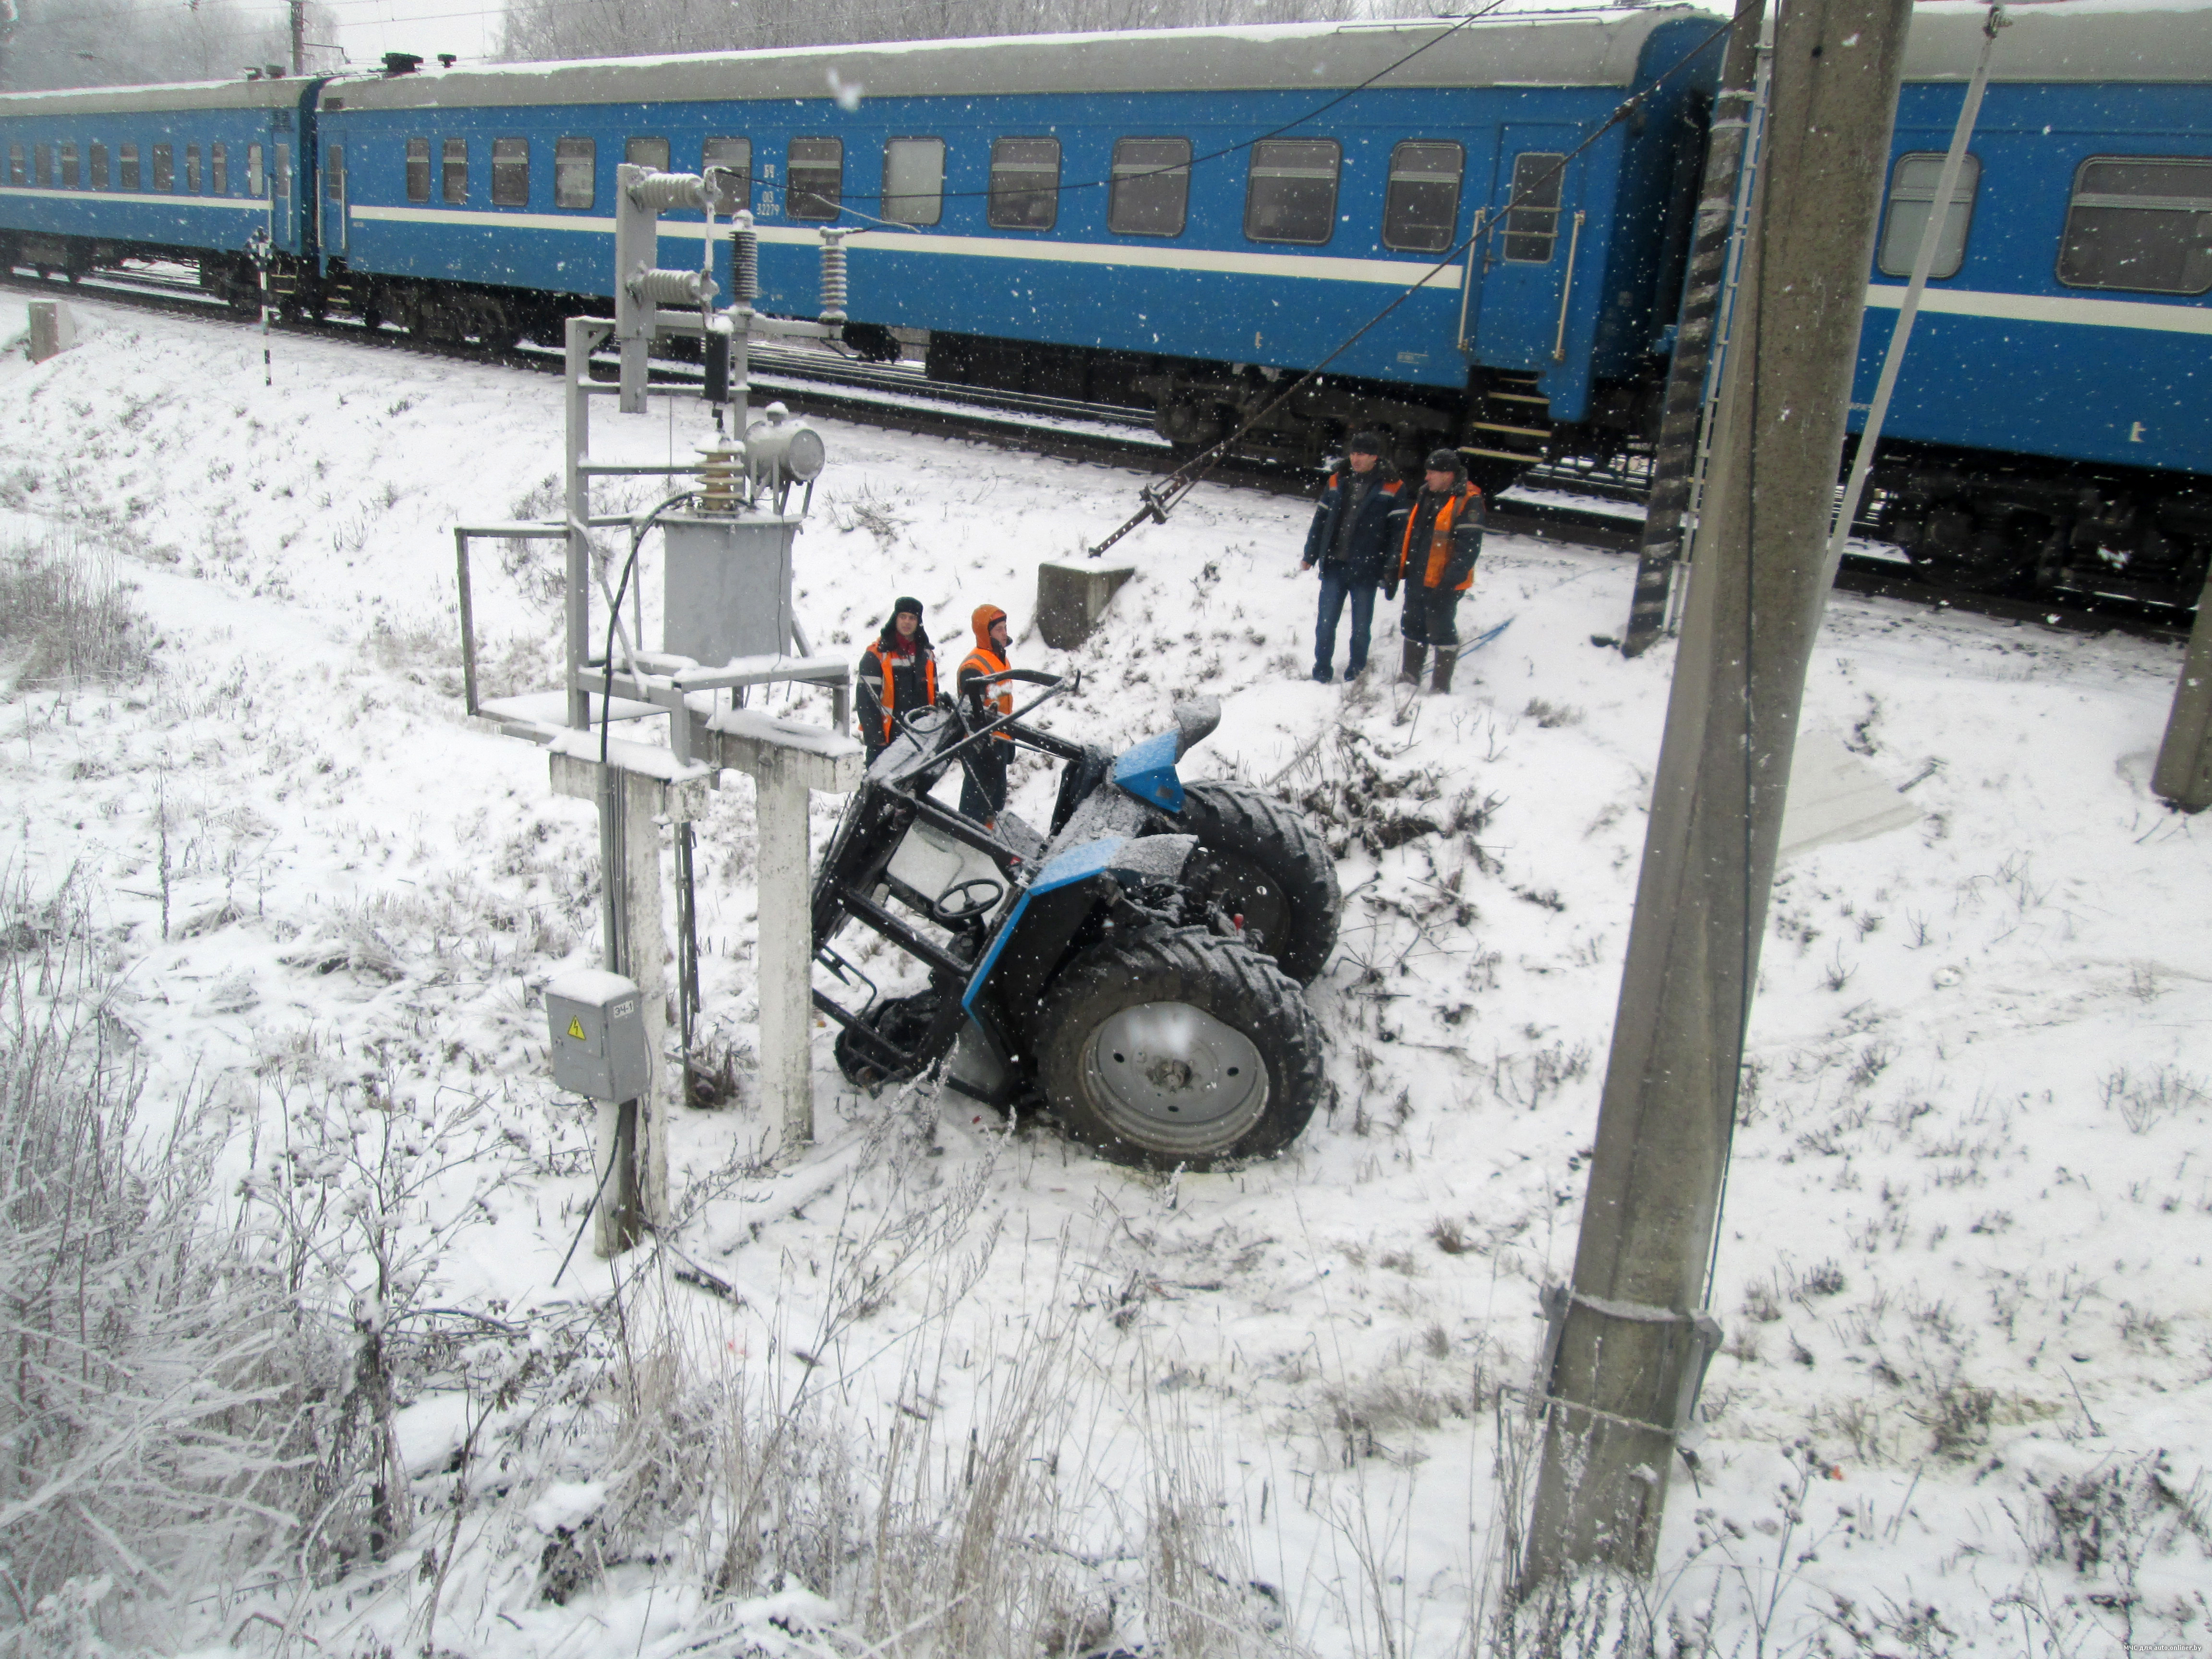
[1036,560,1135,650]
[28,301,76,364]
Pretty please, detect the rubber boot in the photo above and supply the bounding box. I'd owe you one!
[1399,640,1426,686]
[1430,647,1458,694]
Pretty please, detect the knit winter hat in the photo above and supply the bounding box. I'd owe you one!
[1346,430,1386,456]
[1424,448,1467,479]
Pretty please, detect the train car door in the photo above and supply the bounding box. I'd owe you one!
[1469,125,1584,372]
[324,141,347,256]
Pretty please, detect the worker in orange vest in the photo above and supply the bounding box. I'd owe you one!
[955,603,1014,826]
[1384,449,1485,693]
[856,596,936,764]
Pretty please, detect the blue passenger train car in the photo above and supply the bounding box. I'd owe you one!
[313,8,1722,467]
[0,4,2204,603]
[1850,5,2212,596]
[0,73,327,310]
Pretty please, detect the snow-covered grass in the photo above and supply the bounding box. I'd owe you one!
[0,294,2207,1655]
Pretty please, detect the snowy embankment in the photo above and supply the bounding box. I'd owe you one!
[0,294,2206,1656]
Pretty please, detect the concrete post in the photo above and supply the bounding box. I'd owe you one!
[756,747,814,1152]
[2152,570,2212,812]
[1523,0,1911,1585]
[707,709,863,1157]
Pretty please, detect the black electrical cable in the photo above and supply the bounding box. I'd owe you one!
[598,490,697,767]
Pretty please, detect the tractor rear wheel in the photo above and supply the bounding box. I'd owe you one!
[1156,781,1339,984]
[1037,929,1323,1169]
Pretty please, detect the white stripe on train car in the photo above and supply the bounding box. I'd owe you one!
[0,185,271,210]
[1864,283,2212,337]
[341,207,2212,327]
[347,202,1466,289]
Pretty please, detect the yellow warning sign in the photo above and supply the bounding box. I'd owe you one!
[566,1016,587,1041]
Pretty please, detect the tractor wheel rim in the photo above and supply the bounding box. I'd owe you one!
[1082,1000,1268,1148]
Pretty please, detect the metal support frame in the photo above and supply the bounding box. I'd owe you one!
[445,170,876,1248]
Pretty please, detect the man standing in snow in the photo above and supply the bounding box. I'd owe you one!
[1385,449,1484,693]
[856,597,936,765]
[1299,431,1402,683]
[956,603,1015,827]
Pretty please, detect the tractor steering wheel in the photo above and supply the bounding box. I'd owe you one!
[931,877,1004,926]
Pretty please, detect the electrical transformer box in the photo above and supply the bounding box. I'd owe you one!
[546,969,650,1102]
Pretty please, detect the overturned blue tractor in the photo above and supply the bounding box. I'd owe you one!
[810,673,1341,1168]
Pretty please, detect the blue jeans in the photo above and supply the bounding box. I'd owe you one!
[1314,565,1377,677]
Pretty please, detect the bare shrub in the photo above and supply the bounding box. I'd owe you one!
[2098,1064,2208,1135]
[0,529,153,689]
[0,875,353,1645]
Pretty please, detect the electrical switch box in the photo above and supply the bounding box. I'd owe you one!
[546,969,649,1102]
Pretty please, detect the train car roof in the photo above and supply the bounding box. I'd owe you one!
[316,9,1721,110]
[0,76,323,117]
[1903,0,2212,83]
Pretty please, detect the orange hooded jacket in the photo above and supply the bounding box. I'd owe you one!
[957,605,1013,741]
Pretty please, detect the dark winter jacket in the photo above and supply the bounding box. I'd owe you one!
[1300,462,1404,584]
[1388,483,1484,595]
[857,620,937,752]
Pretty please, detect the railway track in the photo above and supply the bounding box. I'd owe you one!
[6,261,2187,645]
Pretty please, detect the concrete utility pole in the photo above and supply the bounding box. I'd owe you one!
[1523,0,1911,1584]
[1620,0,1767,659]
[289,0,305,76]
[2153,572,2212,812]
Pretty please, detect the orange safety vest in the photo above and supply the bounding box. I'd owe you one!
[863,640,936,743]
[960,646,1013,740]
[1395,485,1482,592]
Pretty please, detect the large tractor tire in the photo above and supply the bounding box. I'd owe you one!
[1036,929,1324,1169]
[1155,781,1339,984]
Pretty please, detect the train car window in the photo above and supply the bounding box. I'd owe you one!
[35,144,51,188]
[1503,152,1565,263]
[119,144,140,190]
[60,144,80,189]
[1383,140,1464,252]
[624,136,670,173]
[1878,152,1978,279]
[1108,137,1190,237]
[555,136,595,209]
[248,143,263,198]
[326,144,344,202]
[441,137,466,204]
[406,137,431,203]
[2057,156,2212,296]
[153,144,173,192]
[492,137,529,207]
[212,142,228,195]
[1245,138,1339,245]
[788,137,842,220]
[7,146,22,187]
[988,137,1059,231]
[90,144,109,191]
[276,142,290,203]
[882,137,943,226]
[186,144,201,192]
[703,136,749,211]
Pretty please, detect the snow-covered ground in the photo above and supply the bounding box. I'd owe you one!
[2,293,2207,1656]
